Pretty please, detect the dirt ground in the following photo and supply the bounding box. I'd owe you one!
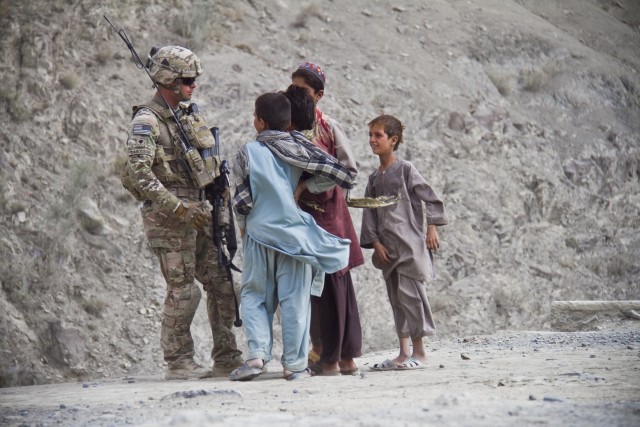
[1,327,638,427]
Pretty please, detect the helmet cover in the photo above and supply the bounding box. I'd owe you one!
[147,46,202,86]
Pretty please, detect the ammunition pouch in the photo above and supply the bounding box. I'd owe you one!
[181,145,217,189]
[178,108,215,150]
[178,103,220,189]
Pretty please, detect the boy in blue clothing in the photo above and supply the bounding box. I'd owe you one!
[230,92,356,381]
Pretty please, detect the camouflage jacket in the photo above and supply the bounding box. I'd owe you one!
[126,94,195,212]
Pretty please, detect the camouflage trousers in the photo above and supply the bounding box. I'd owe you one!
[141,200,243,367]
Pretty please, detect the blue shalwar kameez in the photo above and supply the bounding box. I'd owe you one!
[240,140,350,372]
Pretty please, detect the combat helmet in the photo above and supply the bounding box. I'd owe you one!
[146,46,202,86]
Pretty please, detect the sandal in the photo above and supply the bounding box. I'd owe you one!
[370,359,401,371]
[397,357,428,370]
[284,368,313,381]
[229,360,266,381]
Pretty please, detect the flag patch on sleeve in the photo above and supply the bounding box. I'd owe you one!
[132,124,152,136]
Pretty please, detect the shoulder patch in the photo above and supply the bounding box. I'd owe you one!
[132,124,153,136]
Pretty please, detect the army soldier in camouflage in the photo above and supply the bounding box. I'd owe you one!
[124,46,243,379]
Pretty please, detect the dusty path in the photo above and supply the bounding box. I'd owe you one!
[1,329,639,426]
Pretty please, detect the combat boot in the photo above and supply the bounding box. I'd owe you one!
[165,358,211,380]
[211,355,245,377]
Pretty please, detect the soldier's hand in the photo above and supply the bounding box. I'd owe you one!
[176,201,211,230]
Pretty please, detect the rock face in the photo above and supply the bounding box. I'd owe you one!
[0,0,639,386]
[48,322,89,373]
[550,301,640,331]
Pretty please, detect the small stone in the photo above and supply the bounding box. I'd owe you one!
[461,353,470,360]
[448,112,465,131]
[529,394,537,401]
[439,364,445,369]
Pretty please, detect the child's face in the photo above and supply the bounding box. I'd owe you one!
[292,76,323,105]
[368,123,397,156]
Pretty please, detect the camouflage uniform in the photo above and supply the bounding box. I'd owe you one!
[125,46,242,378]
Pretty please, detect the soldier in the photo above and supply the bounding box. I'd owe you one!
[123,46,243,379]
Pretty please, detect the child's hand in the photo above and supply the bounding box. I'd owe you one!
[426,224,440,251]
[372,241,391,264]
[294,181,307,205]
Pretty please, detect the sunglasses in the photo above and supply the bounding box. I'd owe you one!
[181,77,196,86]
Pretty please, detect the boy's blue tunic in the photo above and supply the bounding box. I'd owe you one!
[239,140,351,371]
[244,140,351,295]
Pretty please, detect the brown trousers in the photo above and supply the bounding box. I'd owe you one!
[311,271,362,363]
[385,270,436,339]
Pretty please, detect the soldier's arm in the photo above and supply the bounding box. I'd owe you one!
[127,109,182,213]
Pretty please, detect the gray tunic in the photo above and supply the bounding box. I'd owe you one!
[360,159,447,281]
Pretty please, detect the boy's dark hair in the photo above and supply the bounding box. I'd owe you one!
[283,84,315,131]
[368,115,404,151]
[255,92,291,131]
[291,68,325,93]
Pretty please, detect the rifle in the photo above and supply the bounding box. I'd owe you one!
[206,127,243,327]
[103,15,215,189]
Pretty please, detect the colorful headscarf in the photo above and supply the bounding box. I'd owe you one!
[313,108,334,155]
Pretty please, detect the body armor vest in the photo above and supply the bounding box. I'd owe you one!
[132,99,219,189]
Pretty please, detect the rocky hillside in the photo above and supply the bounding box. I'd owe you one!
[1,0,638,387]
